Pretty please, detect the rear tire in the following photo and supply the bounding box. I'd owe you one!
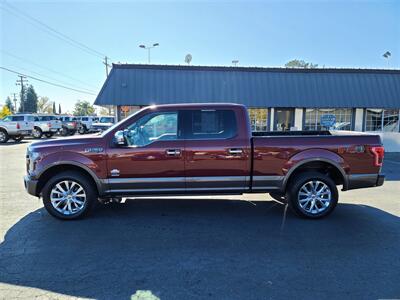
[0,130,9,143]
[45,132,54,138]
[286,172,338,219]
[32,127,43,139]
[42,171,97,220]
[78,126,87,134]
[60,127,69,136]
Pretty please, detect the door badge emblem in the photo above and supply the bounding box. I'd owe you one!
[110,169,120,177]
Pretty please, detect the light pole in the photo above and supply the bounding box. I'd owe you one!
[383,51,391,68]
[139,43,159,63]
[232,60,239,66]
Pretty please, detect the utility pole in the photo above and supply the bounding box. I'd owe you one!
[15,75,28,112]
[11,93,18,113]
[103,56,112,77]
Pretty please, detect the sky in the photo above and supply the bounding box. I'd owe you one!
[1,0,399,113]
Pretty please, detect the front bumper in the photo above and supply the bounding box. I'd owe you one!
[24,175,38,197]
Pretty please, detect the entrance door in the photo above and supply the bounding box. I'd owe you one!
[274,108,295,131]
[106,110,185,194]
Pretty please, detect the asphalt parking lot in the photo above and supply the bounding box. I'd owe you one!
[0,137,399,299]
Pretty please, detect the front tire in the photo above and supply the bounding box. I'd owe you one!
[42,171,97,220]
[32,127,43,139]
[78,126,87,134]
[286,172,338,219]
[45,132,54,138]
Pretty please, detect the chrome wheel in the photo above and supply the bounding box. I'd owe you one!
[50,180,86,215]
[33,129,41,138]
[298,180,331,215]
[0,131,6,142]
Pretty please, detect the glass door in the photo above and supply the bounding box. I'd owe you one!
[274,108,295,131]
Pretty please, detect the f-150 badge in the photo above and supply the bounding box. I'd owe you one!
[110,169,120,177]
[84,147,104,153]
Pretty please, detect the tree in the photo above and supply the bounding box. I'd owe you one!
[5,97,13,113]
[37,97,52,113]
[285,59,318,69]
[23,85,38,113]
[53,102,56,114]
[73,100,95,116]
[0,106,11,119]
[58,103,62,114]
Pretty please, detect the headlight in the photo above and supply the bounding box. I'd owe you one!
[30,152,41,161]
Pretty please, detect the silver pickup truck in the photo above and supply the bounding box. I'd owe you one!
[32,115,62,139]
[0,114,34,143]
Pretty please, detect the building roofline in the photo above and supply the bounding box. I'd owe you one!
[111,63,400,74]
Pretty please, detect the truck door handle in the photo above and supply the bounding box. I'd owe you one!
[228,148,243,155]
[166,149,181,156]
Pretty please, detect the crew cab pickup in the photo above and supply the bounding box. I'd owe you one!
[32,115,62,139]
[24,104,385,220]
[0,114,34,143]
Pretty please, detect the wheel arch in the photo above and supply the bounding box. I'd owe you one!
[36,162,104,197]
[282,157,348,192]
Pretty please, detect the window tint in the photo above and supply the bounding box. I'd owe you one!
[99,117,114,123]
[12,116,24,121]
[3,116,12,122]
[126,112,178,147]
[27,116,35,122]
[189,110,237,139]
[82,117,88,121]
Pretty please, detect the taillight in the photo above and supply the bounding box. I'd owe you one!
[48,122,52,128]
[72,121,76,127]
[371,146,384,167]
[16,123,20,129]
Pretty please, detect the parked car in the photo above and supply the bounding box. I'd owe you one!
[76,116,98,134]
[91,116,115,132]
[58,115,77,136]
[0,114,34,143]
[32,114,62,139]
[24,103,385,220]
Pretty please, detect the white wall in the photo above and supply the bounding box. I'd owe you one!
[370,132,400,153]
[293,108,303,130]
[269,108,274,131]
[354,108,364,131]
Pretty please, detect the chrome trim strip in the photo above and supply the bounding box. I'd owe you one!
[252,176,284,181]
[104,187,246,193]
[108,176,247,184]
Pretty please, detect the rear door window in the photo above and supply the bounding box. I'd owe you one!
[187,110,237,139]
[11,116,24,121]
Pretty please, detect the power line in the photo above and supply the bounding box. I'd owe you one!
[1,1,109,60]
[6,63,97,94]
[1,49,100,90]
[1,66,97,95]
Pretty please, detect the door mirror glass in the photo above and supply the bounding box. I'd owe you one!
[113,130,127,146]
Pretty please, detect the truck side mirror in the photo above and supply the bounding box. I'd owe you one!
[113,130,127,146]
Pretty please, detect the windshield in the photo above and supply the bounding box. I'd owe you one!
[100,110,142,137]
[99,117,114,123]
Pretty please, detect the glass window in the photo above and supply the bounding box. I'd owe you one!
[189,110,237,139]
[365,109,399,132]
[81,117,88,121]
[2,116,12,122]
[99,117,114,123]
[248,108,268,132]
[11,116,24,121]
[304,108,353,131]
[126,112,178,147]
[26,116,35,122]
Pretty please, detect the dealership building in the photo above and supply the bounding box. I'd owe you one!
[95,64,400,151]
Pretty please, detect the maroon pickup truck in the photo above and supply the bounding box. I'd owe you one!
[24,103,385,220]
